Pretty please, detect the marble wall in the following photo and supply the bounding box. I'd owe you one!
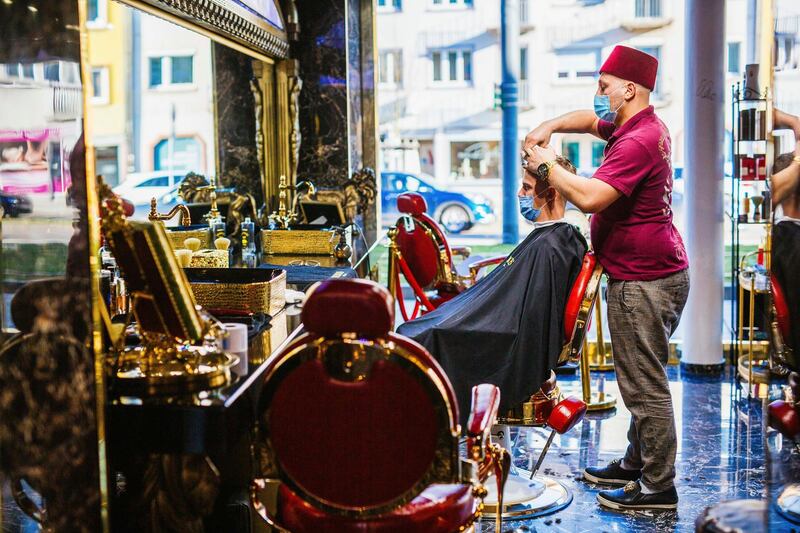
[213,43,264,207]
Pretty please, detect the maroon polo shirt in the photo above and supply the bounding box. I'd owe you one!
[590,106,688,281]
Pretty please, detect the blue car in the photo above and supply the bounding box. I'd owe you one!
[381,172,494,233]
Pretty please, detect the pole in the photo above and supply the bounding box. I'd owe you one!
[681,0,726,370]
[500,0,519,244]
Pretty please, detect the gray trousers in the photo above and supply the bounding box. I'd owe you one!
[606,269,690,491]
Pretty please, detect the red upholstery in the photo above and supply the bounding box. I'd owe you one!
[396,219,442,289]
[563,252,597,343]
[769,400,800,440]
[302,279,394,338]
[547,396,587,434]
[279,483,476,533]
[398,192,428,216]
[772,274,791,341]
[121,197,135,217]
[269,358,439,508]
[466,384,500,438]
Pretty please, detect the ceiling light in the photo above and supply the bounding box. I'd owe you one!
[27,4,37,12]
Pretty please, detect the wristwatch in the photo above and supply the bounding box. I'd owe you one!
[536,160,557,181]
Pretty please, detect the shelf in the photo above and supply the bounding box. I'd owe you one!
[738,272,770,294]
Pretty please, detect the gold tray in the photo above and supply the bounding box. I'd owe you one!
[186,268,286,315]
[166,227,212,250]
[260,228,337,255]
[112,345,237,396]
[261,254,342,268]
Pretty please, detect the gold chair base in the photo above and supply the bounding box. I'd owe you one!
[112,345,237,396]
[586,391,617,412]
[483,472,572,520]
[497,387,561,426]
[737,355,770,385]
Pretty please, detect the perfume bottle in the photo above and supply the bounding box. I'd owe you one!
[211,216,226,241]
[241,217,257,268]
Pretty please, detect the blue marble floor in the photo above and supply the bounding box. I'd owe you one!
[478,367,779,533]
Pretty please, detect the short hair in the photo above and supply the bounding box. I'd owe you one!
[555,156,576,174]
[774,152,794,174]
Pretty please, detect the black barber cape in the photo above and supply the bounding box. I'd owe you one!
[773,220,800,366]
[397,222,587,425]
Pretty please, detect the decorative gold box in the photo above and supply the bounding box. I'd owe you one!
[165,226,212,250]
[185,268,286,315]
[260,228,349,255]
[190,249,229,268]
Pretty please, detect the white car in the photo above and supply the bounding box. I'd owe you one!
[113,171,184,206]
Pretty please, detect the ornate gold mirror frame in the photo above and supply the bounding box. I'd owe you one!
[117,0,290,62]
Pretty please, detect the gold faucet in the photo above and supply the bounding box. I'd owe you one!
[195,176,221,222]
[148,198,191,226]
[268,177,317,229]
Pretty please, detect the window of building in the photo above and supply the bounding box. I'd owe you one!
[520,47,528,81]
[555,49,599,80]
[43,62,60,82]
[379,50,403,87]
[452,141,499,180]
[377,0,402,11]
[91,66,110,105]
[154,137,202,172]
[591,141,606,168]
[727,42,741,74]
[562,140,581,169]
[431,49,473,84]
[637,46,662,97]
[95,146,120,186]
[149,55,194,88]
[431,0,473,8]
[635,0,661,18]
[87,0,108,26]
[775,34,799,71]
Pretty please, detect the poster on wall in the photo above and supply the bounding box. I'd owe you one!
[0,129,72,194]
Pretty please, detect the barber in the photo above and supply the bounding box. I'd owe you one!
[522,45,689,511]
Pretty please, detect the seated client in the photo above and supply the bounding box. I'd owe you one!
[397,157,588,424]
[771,148,800,355]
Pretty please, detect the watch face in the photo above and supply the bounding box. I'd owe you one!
[537,163,550,179]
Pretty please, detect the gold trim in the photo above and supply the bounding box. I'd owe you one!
[119,0,278,64]
[79,0,110,528]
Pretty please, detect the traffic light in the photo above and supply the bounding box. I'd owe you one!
[493,83,502,109]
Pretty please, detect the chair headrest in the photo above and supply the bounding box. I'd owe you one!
[302,279,394,338]
[397,193,428,215]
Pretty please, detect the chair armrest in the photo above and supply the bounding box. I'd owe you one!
[451,246,472,259]
[468,255,507,282]
[466,384,500,462]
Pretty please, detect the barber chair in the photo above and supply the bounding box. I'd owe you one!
[250,278,514,532]
[387,193,505,320]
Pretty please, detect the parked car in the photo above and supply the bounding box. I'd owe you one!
[0,192,32,217]
[381,172,494,233]
[113,171,184,206]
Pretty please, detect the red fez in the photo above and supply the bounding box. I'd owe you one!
[599,45,658,91]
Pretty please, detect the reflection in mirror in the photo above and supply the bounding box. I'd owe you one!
[0,1,104,532]
[87,4,215,219]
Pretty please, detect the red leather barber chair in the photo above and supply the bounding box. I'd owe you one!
[251,278,514,532]
[387,193,505,320]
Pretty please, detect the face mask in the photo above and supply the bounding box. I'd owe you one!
[593,85,626,122]
[518,187,554,222]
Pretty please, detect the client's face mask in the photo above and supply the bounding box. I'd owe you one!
[518,187,554,222]
[594,84,626,122]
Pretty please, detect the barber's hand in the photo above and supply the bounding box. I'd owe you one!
[522,144,558,171]
[524,122,553,149]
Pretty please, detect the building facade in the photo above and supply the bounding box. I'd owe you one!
[377,0,749,185]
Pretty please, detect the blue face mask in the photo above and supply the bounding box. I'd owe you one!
[518,195,541,222]
[593,86,625,122]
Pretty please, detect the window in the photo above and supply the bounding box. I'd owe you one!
[379,50,403,87]
[377,0,401,10]
[136,177,170,188]
[591,141,606,168]
[431,0,473,8]
[775,34,798,71]
[727,42,741,74]
[91,67,110,105]
[562,141,581,169]
[95,146,120,186]
[635,0,661,18]
[87,0,108,26]
[43,62,60,82]
[555,49,599,80]
[404,176,433,193]
[637,46,661,97]
[154,137,202,171]
[520,47,528,81]
[431,49,473,84]
[149,55,194,88]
